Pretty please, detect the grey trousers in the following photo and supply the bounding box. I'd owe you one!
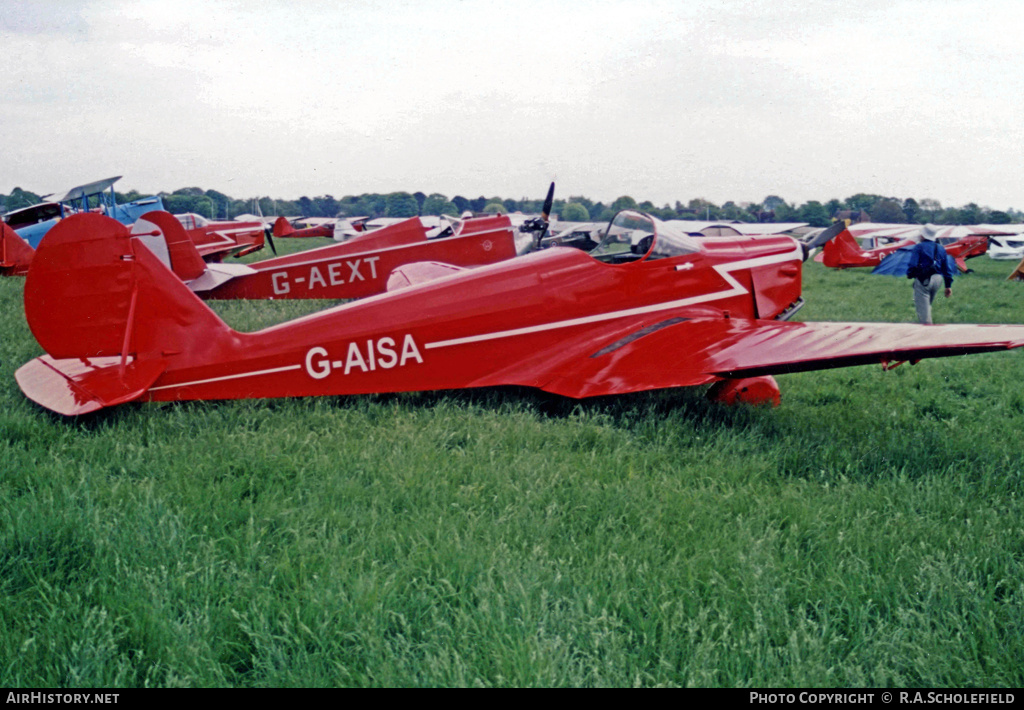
[913,274,944,324]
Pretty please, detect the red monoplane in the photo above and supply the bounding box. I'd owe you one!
[16,210,1024,416]
[133,211,524,300]
[272,216,335,239]
[173,212,271,261]
[817,224,1002,271]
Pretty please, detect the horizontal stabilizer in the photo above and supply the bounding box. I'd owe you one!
[16,356,166,416]
[188,262,259,292]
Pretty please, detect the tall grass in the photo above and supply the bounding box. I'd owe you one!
[1,247,1022,687]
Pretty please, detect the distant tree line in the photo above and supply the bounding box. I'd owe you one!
[2,185,1021,227]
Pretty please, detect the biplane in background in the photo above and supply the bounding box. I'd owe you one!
[16,208,1024,416]
[1,176,163,248]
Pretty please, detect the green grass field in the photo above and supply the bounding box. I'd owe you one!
[2,240,1023,687]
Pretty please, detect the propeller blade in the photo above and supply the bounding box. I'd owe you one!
[265,224,277,255]
[804,222,846,251]
[541,182,555,222]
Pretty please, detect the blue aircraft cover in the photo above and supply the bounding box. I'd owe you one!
[871,246,958,277]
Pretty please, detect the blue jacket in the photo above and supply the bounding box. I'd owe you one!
[907,240,955,288]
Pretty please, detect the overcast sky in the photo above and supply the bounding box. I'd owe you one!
[2,0,1022,211]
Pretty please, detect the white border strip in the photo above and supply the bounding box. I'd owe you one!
[149,364,302,391]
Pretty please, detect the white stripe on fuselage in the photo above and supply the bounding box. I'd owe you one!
[148,363,302,391]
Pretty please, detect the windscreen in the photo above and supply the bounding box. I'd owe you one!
[589,210,699,262]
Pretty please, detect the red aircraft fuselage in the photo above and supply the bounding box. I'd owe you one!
[17,211,1024,416]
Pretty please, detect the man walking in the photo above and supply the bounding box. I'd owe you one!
[907,224,955,324]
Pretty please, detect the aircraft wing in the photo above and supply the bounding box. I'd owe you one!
[517,316,1024,398]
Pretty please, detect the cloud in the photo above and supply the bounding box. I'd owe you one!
[3,0,1024,210]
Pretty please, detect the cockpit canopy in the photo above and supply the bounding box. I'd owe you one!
[590,210,701,263]
[175,213,210,230]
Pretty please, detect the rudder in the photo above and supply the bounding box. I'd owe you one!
[25,212,233,362]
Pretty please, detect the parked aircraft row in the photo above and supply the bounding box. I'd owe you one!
[1,178,279,276]
[9,179,1024,417]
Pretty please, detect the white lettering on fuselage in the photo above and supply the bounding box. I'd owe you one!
[304,335,423,379]
[272,256,381,295]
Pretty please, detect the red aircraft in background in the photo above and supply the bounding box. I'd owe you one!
[1,223,35,276]
[173,212,272,260]
[3,211,272,277]
[16,209,1024,416]
[133,210,526,300]
[272,216,335,239]
[815,223,1000,271]
[138,183,556,300]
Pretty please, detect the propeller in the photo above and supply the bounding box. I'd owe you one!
[264,224,277,255]
[518,181,555,250]
[800,221,846,261]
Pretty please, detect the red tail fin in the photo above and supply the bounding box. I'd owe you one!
[131,211,208,281]
[821,227,862,268]
[18,213,235,413]
[26,213,229,359]
[273,216,295,237]
[1,222,35,275]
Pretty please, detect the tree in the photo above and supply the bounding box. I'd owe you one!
[796,201,830,227]
[3,187,41,211]
[560,202,589,221]
[959,203,983,225]
[482,202,507,214]
[568,195,594,213]
[845,193,885,212]
[773,201,798,222]
[902,198,921,224]
[937,208,961,225]
[611,195,638,211]
[870,199,906,223]
[721,201,746,221]
[384,192,419,218]
[988,210,1012,224]
[688,198,719,220]
[451,195,470,213]
[163,194,201,214]
[917,198,942,223]
[422,193,453,216]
